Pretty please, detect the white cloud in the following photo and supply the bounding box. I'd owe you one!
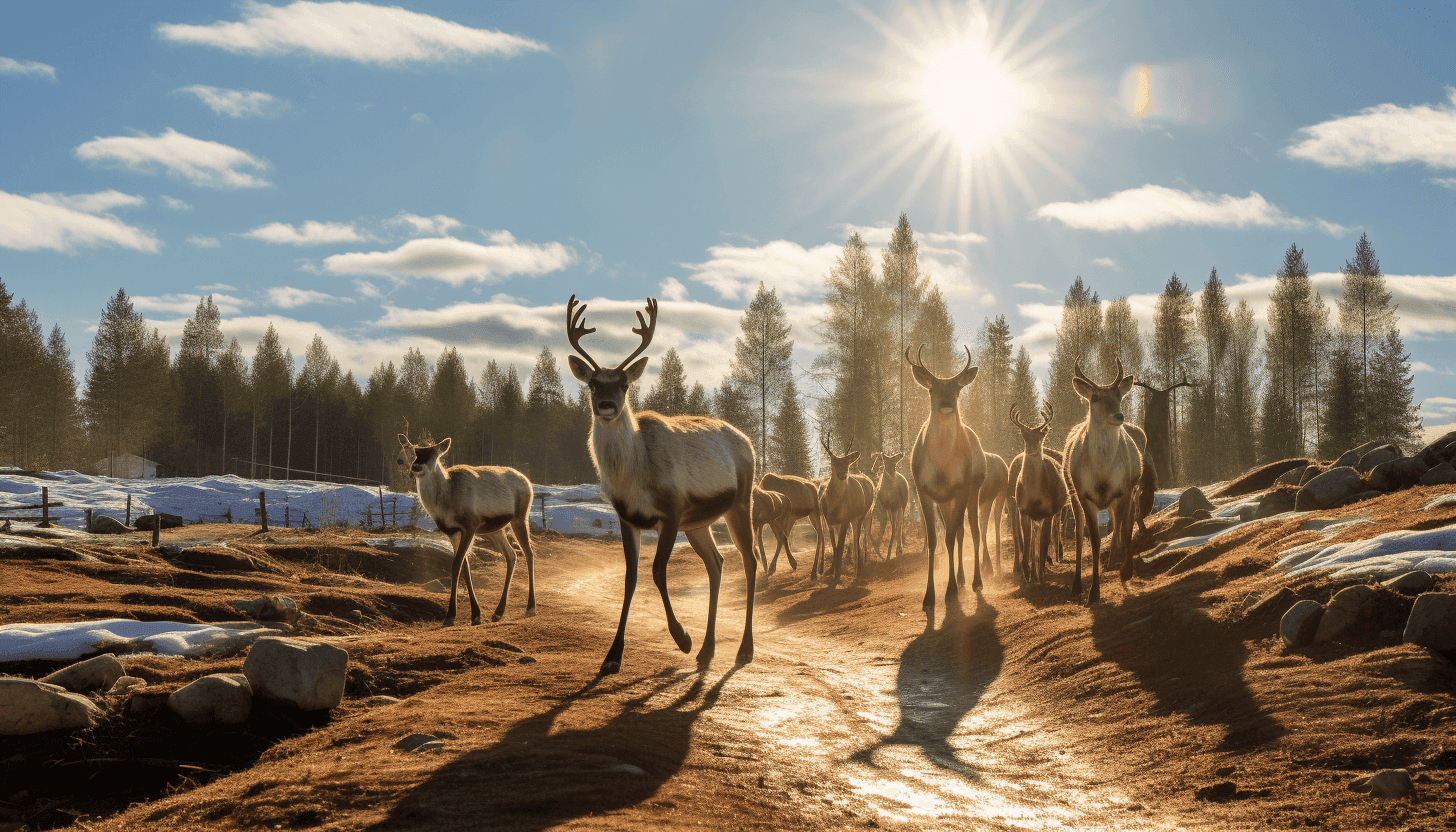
[156,1,548,65]
[1284,88,1456,170]
[0,190,159,253]
[266,286,346,308]
[1411,362,1455,376]
[1013,282,1053,294]
[188,236,221,248]
[133,292,247,316]
[244,220,363,245]
[410,112,431,125]
[841,223,987,247]
[683,240,843,301]
[162,196,193,211]
[388,212,461,237]
[979,293,996,305]
[659,277,689,302]
[75,128,271,189]
[1432,177,1456,190]
[177,84,286,118]
[1093,257,1120,270]
[1034,184,1346,236]
[0,56,55,80]
[322,236,577,285]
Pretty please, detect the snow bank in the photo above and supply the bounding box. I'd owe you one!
[0,619,286,662]
[1277,527,1456,580]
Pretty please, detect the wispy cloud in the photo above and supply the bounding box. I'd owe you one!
[133,292,247,316]
[1432,177,1456,190]
[244,220,363,245]
[162,196,192,211]
[410,112,431,125]
[388,212,461,237]
[177,84,286,118]
[1285,88,1456,170]
[1013,282,1053,294]
[188,236,221,248]
[659,277,689,301]
[682,240,843,301]
[323,235,577,285]
[1412,362,1455,376]
[0,56,56,80]
[1093,257,1121,270]
[841,223,988,247]
[0,189,159,253]
[1034,184,1348,236]
[266,286,347,308]
[156,1,548,65]
[75,128,271,189]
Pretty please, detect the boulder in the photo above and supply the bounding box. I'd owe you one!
[1255,487,1298,519]
[1315,585,1410,643]
[133,513,185,531]
[1355,444,1402,474]
[1403,593,1456,652]
[1333,490,1384,508]
[1367,457,1429,492]
[1281,600,1324,648]
[1383,571,1435,594]
[40,654,124,693]
[1337,439,1389,469]
[1419,463,1456,487]
[1296,466,1362,511]
[1275,465,1311,487]
[0,678,102,735]
[1243,587,1296,620]
[229,595,300,625]
[242,636,348,711]
[107,676,146,696]
[1178,486,1216,517]
[168,673,252,725]
[1368,769,1414,799]
[1299,464,1325,485]
[89,514,131,534]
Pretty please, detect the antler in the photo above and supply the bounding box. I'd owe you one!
[1040,401,1054,429]
[614,298,659,371]
[905,343,927,370]
[1010,403,1027,431]
[960,345,974,376]
[565,294,600,371]
[1073,358,1094,386]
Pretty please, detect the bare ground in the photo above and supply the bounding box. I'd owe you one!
[3,485,1456,831]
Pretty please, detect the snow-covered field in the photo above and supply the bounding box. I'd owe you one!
[0,468,621,538]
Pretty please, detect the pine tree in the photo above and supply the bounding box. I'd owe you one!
[908,282,956,438]
[1367,328,1421,450]
[1225,300,1261,473]
[84,289,152,474]
[250,324,290,478]
[644,347,690,415]
[814,232,889,456]
[218,338,249,475]
[1320,345,1363,458]
[40,325,80,470]
[176,296,225,475]
[1149,273,1198,480]
[1337,232,1396,441]
[427,347,475,457]
[1009,345,1040,427]
[882,213,927,455]
[1189,268,1232,480]
[769,376,812,477]
[713,377,754,437]
[685,382,711,416]
[1100,296,1145,396]
[1264,243,1324,456]
[1046,277,1102,448]
[732,283,794,471]
[970,315,1014,459]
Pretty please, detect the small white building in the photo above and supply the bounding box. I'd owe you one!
[91,453,160,479]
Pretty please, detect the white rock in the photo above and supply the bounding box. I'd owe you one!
[108,675,145,695]
[168,673,252,724]
[242,636,348,711]
[0,678,102,735]
[41,653,124,692]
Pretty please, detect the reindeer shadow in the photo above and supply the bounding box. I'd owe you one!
[851,597,1002,776]
[365,667,734,831]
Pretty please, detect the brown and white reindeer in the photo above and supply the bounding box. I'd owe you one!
[869,452,911,560]
[906,345,987,609]
[750,484,793,577]
[1007,404,1068,584]
[565,295,758,675]
[396,434,536,626]
[757,472,823,574]
[973,452,1009,577]
[815,439,874,584]
[1063,358,1143,604]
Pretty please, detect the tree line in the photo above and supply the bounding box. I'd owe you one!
[0,225,1421,490]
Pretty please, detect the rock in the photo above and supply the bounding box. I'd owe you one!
[107,676,145,696]
[1315,585,1410,643]
[41,654,124,693]
[1255,487,1298,519]
[1281,600,1324,648]
[1296,466,1362,511]
[1404,593,1456,652]
[1356,444,1402,474]
[1337,439,1389,469]
[1299,464,1325,485]
[167,673,253,725]
[1419,462,1456,486]
[1275,465,1311,487]
[1367,457,1429,492]
[1368,769,1414,798]
[89,514,131,534]
[1333,490,1384,508]
[229,595,300,624]
[364,695,402,707]
[1178,486,1216,517]
[133,513,185,531]
[1193,781,1237,802]
[1383,571,1435,594]
[0,678,103,735]
[1244,587,1296,620]
[1190,508,1213,520]
[394,733,443,752]
[1236,505,1256,522]
[242,636,348,711]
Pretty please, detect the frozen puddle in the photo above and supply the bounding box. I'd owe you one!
[1277,526,1456,580]
[0,619,286,662]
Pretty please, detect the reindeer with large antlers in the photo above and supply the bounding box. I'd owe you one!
[906,344,988,609]
[565,296,758,674]
[1063,358,1143,604]
[1007,403,1068,584]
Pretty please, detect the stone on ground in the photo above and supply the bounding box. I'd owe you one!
[1255,487,1298,519]
[1275,465,1311,487]
[1403,593,1456,652]
[229,595,300,624]
[168,673,253,725]
[1356,444,1403,474]
[242,636,348,711]
[1368,769,1414,798]
[40,653,124,693]
[1315,585,1412,643]
[1419,462,1456,486]
[1178,486,1216,517]
[89,515,131,534]
[1243,587,1296,620]
[1382,571,1434,594]
[1296,466,1362,511]
[1367,457,1429,492]
[0,678,102,735]
[133,512,185,531]
[108,676,145,696]
[1281,600,1323,648]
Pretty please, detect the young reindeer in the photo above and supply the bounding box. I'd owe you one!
[869,452,911,560]
[565,295,758,675]
[1063,358,1143,604]
[815,439,874,584]
[1007,404,1068,583]
[757,472,822,574]
[396,434,536,626]
[906,344,987,609]
[751,485,793,577]
[973,452,1009,577]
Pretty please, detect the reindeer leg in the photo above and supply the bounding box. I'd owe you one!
[943,498,966,604]
[966,483,983,592]
[830,523,849,587]
[1083,496,1103,605]
[444,528,480,626]
[1117,496,1137,583]
[651,515,693,654]
[919,489,939,611]
[510,516,537,617]
[683,525,723,669]
[721,500,757,666]
[754,522,770,576]
[994,494,1006,573]
[782,515,800,571]
[602,524,640,676]
[487,528,516,623]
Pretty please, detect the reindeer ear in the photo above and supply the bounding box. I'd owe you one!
[436,437,451,458]
[955,365,979,388]
[1117,374,1136,397]
[624,355,649,382]
[844,451,860,466]
[567,355,594,384]
[910,363,936,389]
[1072,376,1095,401]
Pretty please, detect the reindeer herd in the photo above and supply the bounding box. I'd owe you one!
[397,296,1162,675]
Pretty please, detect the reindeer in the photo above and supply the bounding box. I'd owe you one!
[869,452,911,560]
[396,434,536,626]
[1134,374,1194,487]
[1007,404,1068,583]
[758,472,823,574]
[1063,359,1143,604]
[1120,421,1159,545]
[906,345,987,609]
[817,439,873,585]
[1007,444,1069,569]
[565,295,757,674]
[973,452,1009,576]
[751,485,793,577]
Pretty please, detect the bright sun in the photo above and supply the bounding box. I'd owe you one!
[914,37,1027,154]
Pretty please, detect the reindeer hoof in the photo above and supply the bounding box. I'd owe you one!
[470,615,482,626]
[599,659,621,676]
[1087,586,1101,605]
[490,612,504,623]
[525,606,537,618]
[441,617,456,628]
[735,646,754,666]
[972,577,983,593]
[696,648,715,670]
[670,625,692,654]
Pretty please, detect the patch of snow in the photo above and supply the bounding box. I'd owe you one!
[0,619,285,662]
[1144,515,1288,559]
[1214,500,1260,519]
[1424,494,1456,512]
[1277,527,1456,579]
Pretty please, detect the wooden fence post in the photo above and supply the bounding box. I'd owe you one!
[259,490,269,531]
[539,493,547,531]
[125,493,131,526]
[151,517,160,547]
[378,486,385,526]
[40,487,52,528]
[84,508,93,533]
[285,505,290,528]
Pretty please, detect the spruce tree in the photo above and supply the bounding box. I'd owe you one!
[1190,268,1232,480]
[1009,345,1040,427]
[84,289,152,474]
[1225,300,1261,473]
[713,377,754,437]
[1046,277,1102,448]
[971,315,1014,459]
[1368,328,1421,450]
[644,347,690,415]
[685,382,711,416]
[1149,273,1198,479]
[1337,232,1396,441]
[1320,345,1363,458]
[909,284,956,438]
[427,347,475,457]
[814,232,888,456]
[881,213,927,454]
[769,376,812,477]
[41,325,79,470]
[732,284,793,470]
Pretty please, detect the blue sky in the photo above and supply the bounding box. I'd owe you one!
[2,1,1453,436]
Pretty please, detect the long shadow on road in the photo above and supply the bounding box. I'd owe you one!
[852,596,1003,776]
[366,668,732,831]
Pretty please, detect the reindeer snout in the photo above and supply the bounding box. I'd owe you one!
[1113,412,1124,422]
[939,406,954,415]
